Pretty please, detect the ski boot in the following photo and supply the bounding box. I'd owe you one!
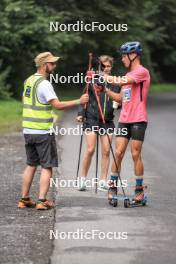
[108,176,118,207]
[133,185,147,206]
[124,185,147,208]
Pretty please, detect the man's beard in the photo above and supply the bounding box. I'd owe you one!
[46,64,54,74]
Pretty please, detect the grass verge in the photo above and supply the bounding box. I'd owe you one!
[0,100,22,133]
[150,83,176,93]
[0,88,81,134]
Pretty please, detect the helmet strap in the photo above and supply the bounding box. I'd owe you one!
[127,53,138,70]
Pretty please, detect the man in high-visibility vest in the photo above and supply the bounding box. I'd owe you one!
[18,52,89,210]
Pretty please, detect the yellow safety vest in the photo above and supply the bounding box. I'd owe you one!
[22,74,53,130]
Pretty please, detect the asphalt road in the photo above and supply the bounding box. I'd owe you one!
[50,93,176,264]
[0,133,55,264]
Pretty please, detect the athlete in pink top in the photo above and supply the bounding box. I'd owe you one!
[105,41,151,203]
[120,65,150,123]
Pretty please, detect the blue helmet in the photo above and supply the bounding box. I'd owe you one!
[120,42,142,55]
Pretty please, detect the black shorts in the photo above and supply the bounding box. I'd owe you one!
[117,122,147,141]
[83,119,115,135]
[24,134,58,168]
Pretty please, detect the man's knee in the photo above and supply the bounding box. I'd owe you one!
[131,148,141,161]
[115,149,125,160]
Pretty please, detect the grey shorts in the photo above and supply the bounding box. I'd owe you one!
[24,134,58,168]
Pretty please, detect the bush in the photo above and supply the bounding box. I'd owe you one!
[0,61,11,99]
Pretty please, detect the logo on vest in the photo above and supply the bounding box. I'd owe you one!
[25,86,31,97]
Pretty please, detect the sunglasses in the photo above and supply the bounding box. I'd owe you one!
[46,62,56,65]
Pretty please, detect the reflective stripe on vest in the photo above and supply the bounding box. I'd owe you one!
[22,75,53,130]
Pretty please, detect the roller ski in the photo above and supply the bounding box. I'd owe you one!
[108,176,118,207]
[124,185,147,208]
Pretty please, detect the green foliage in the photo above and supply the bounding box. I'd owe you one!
[0,0,176,100]
[0,0,81,98]
[0,61,11,99]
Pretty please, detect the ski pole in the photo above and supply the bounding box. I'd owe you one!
[76,132,83,181]
[76,53,93,181]
[91,82,127,198]
[95,133,99,193]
